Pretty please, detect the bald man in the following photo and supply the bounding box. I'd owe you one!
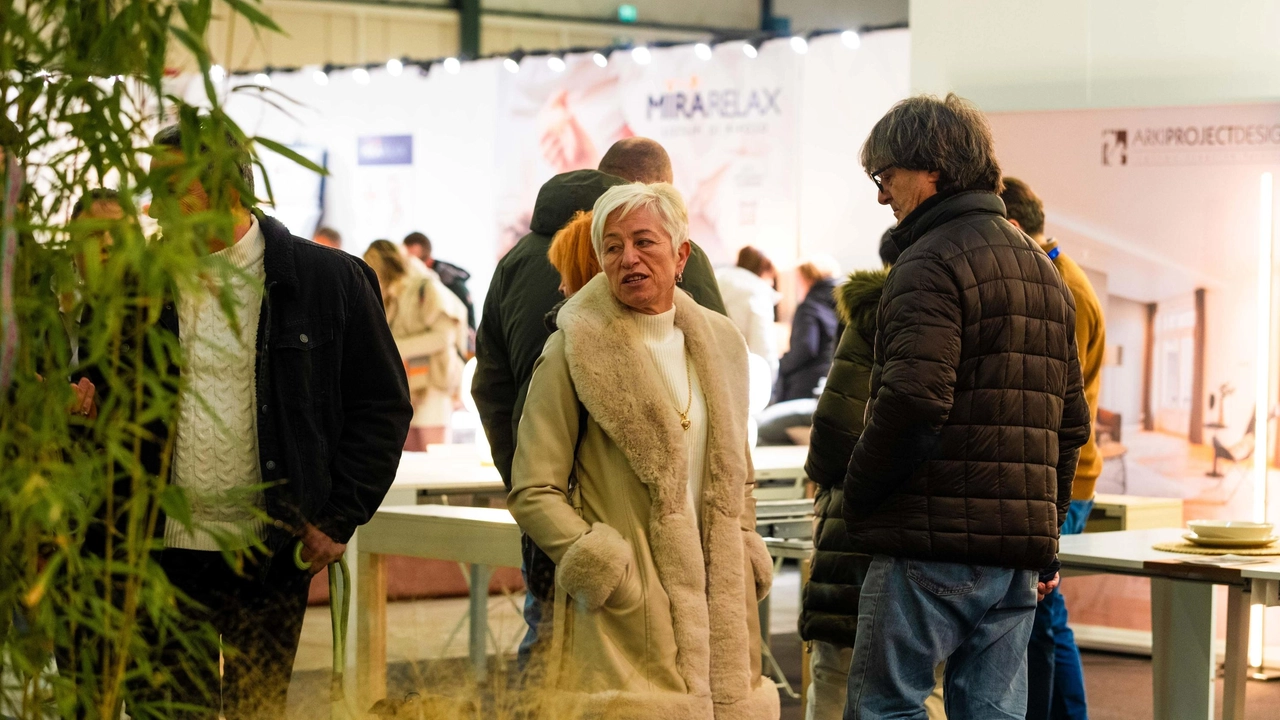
[597,138,726,314]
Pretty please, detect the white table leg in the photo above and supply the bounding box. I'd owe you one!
[470,563,492,682]
[1150,578,1215,720]
[1222,583,1251,720]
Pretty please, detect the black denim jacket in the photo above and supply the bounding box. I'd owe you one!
[81,214,412,558]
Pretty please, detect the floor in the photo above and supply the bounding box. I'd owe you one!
[287,563,1280,719]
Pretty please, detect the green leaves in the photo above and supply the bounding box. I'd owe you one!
[1,0,297,715]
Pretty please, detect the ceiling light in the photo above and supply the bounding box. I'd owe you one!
[790,36,808,54]
[742,42,758,59]
[313,68,329,86]
[503,57,520,73]
[694,43,712,61]
[593,52,609,68]
[352,67,370,84]
[209,64,226,83]
[386,58,403,76]
[841,30,861,49]
[632,46,651,64]
[548,56,566,73]
[253,72,271,87]
[444,57,461,74]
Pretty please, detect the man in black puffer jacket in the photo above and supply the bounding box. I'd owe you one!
[840,95,1091,720]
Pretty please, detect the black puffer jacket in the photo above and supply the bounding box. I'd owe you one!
[774,277,840,402]
[799,269,886,648]
[843,191,1091,572]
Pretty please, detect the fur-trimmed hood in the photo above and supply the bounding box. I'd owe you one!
[835,269,888,347]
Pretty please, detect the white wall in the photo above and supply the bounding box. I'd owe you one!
[910,0,1280,112]
[1100,295,1145,426]
[797,28,909,272]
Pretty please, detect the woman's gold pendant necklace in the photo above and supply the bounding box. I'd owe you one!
[677,356,693,432]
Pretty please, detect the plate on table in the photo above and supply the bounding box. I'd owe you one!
[1183,532,1279,549]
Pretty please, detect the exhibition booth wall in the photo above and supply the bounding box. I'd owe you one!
[183,29,910,310]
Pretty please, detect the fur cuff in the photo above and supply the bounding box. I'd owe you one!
[744,530,773,601]
[557,522,632,611]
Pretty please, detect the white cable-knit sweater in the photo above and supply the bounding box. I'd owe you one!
[166,219,267,551]
[632,307,709,521]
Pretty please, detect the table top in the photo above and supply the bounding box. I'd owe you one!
[1059,528,1280,585]
[392,443,809,494]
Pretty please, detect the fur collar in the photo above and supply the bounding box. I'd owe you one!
[556,274,757,706]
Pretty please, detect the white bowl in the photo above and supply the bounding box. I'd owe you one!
[1186,520,1275,541]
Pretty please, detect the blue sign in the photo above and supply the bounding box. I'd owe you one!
[357,135,413,166]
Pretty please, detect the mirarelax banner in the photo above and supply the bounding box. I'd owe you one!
[495,39,802,265]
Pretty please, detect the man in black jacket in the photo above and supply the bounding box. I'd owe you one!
[473,138,725,668]
[839,95,1091,719]
[137,121,412,718]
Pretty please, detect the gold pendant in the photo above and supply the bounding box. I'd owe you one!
[681,418,691,431]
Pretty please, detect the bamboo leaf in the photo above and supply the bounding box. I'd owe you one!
[220,0,282,33]
[253,136,327,176]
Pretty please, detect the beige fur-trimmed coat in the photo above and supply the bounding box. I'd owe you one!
[509,274,779,720]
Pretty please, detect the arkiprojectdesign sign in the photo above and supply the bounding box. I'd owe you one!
[1102,120,1280,166]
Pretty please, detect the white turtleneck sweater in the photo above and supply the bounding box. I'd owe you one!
[166,218,267,551]
[632,307,709,522]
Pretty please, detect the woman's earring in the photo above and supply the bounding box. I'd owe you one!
[676,272,684,284]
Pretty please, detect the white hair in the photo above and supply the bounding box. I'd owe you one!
[590,182,690,262]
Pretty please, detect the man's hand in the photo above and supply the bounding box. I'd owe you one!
[298,523,346,575]
[71,377,98,419]
[1037,572,1060,602]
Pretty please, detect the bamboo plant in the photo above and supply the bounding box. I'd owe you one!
[0,0,314,717]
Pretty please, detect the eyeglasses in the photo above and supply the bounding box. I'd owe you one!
[870,165,893,193]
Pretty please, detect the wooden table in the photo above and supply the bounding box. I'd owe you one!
[392,449,506,498]
[353,505,522,710]
[1059,528,1280,720]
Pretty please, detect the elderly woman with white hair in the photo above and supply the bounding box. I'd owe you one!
[509,182,779,719]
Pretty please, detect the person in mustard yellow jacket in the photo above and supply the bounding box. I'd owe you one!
[509,183,778,720]
[1003,177,1105,720]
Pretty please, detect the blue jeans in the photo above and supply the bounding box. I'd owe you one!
[844,556,1038,720]
[517,564,543,671]
[1027,498,1093,720]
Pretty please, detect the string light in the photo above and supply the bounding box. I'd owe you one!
[219,28,879,85]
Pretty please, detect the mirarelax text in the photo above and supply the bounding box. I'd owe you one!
[647,88,783,121]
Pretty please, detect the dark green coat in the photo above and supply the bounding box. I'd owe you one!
[472,169,726,488]
[799,268,886,648]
